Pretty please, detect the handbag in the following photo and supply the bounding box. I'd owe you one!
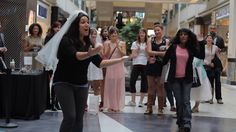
[192,68,201,88]
[212,55,223,72]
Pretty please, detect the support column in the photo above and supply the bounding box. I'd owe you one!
[227,0,236,85]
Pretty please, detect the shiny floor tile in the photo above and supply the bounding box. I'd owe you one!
[0,83,235,132]
[0,112,100,132]
[105,113,236,132]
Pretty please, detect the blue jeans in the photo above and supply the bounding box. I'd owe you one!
[170,78,192,128]
[164,82,175,106]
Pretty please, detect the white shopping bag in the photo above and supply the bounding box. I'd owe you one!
[88,95,99,115]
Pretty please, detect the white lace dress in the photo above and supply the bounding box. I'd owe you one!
[87,62,103,81]
[190,58,212,101]
[87,43,103,81]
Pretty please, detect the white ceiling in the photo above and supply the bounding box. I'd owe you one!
[84,0,202,4]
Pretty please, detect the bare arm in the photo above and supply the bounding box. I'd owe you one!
[99,56,127,68]
[103,41,111,58]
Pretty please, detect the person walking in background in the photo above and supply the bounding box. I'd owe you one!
[209,25,225,50]
[162,28,205,132]
[98,26,109,111]
[145,25,168,115]
[44,21,62,111]
[203,34,223,104]
[127,28,148,107]
[103,26,126,112]
[36,11,129,132]
[209,25,224,104]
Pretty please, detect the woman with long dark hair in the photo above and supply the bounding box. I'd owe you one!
[36,11,128,132]
[162,28,205,132]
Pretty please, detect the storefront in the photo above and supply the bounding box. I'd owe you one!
[215,4,229,76]
[215,4,229,47]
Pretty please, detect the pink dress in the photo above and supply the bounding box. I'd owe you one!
[104,43,125,111]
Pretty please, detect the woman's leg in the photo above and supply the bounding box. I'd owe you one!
[129,66,140,105]
[164,82,175,110]
[140,66,147,106]
[54,83,76,132]
[206,69,214,103]
[92,80,101,96]
[156,77,165,115]
[144,76,156,114]
[72,87,89,132]
[214,70,223,103]
[171,80,184,128]
[100,68,106,109]
[192,101,200,113]
[182,81,192,129]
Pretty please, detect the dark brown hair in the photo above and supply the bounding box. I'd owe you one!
[100,26,109,41]
[108,26,119,35]
[28,23,43,37]
[154,24,163,30]
[137,28,148,44]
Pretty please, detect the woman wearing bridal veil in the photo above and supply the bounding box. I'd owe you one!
[36,10,128,132]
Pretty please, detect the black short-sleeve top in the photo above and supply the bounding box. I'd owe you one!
[146,37,166,77]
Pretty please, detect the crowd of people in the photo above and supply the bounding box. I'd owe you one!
[0,9,226,132]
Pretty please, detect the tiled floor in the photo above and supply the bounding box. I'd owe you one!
[0,112,100,132]
[105,113,236,132]
[0,84,236,132]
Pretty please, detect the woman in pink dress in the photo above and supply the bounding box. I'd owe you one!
[103,26,126,112]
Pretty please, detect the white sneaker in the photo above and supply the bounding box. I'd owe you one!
[138,102,144,107]
[127,101,136,106]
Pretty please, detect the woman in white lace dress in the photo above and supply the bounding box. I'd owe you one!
[87,28,103,96]
[191,57,211,112]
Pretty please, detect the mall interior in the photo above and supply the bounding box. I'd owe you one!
[0,0,236,132]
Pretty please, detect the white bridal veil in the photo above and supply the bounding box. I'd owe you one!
[35,10,87,72]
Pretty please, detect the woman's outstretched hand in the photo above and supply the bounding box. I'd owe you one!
[88,45,103,57]
[121,56,130,61]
